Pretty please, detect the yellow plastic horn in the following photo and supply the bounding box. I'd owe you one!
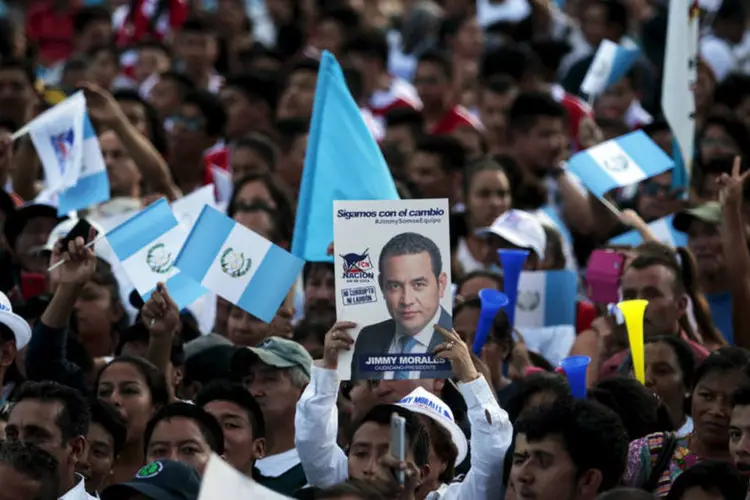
[617,300,649,384]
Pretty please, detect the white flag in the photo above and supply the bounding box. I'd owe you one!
[662,0,699,178]
[199,454,293,499]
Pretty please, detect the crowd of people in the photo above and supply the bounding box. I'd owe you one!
[0,0,749,499]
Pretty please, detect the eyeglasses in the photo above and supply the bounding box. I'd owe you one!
[641,181,684,198]
[168,115,205,133]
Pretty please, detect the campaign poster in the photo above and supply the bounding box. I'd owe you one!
[334,199,453,380]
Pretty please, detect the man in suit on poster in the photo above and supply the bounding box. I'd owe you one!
[350,232,453,380]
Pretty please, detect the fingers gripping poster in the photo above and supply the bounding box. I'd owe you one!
[334,199,453,380]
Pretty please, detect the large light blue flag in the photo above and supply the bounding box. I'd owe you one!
[515,270,578,327]
[57,113,110,215]
[292,50,399,262]
[608,214,688,248]
[568,130,675,198]
[175,205,304,323]
[105,198,206,309]
[581,40,640,97]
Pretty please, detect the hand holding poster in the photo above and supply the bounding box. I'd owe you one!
[334,199,453,380]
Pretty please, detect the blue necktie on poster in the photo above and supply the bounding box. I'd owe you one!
[291,50,399,263]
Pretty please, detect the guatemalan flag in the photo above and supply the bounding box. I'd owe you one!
[580,40,640,98]
[568,130,675,199]
[23,92,110,215]
[105,198,207,309]
[514,270,578,328]
[175,205,304,323]
[608,214,688,248]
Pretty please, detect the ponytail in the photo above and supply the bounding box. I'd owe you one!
[676,246,727,347]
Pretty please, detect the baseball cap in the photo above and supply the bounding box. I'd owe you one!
[0,291,31,350]
[397,387,468,466]
[101,460,201,500]
[231,336,313,379]
[477,209,547,259]
[184,333,233,361]
[4,203,66,251]
[672,202,722,232]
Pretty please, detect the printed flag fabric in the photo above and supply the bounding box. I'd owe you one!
[568,130,675,198]
[291,50,399,263]
[515,270,578,328]
[581,40,640,97]
[105,198,207,309]
[608,214,688,248]
[175,205,304,323]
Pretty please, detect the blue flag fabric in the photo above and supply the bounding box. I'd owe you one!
[291,51,399,262]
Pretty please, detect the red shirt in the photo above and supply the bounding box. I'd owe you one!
[430,105,482,136]
[26,2,79,66]
[576,301,597,334]
[369,77,422,117]
[550,84,593,152]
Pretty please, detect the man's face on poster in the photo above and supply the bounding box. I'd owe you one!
[380,251,447,336]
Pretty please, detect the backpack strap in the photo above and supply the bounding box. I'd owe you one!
[644,432,677,493]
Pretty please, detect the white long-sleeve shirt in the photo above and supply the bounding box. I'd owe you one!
[294,365,513,500]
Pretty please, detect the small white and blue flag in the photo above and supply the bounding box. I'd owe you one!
[608,214,688,248]
[568,130,675,199]
[56,113,110,215]
[515,270,578,328]
[105,198,207,309]
[581,40,640,98]
[175,205,305,323]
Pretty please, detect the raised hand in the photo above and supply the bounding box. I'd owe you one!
[372,450,421,499]
[718,156,749,208]
[433,325,479,383]
[49,230,96,289]
[321,321,356,370]
[79,81,126,128]
[141,283,181,340]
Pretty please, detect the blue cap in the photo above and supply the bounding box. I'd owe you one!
[101,460,201,500]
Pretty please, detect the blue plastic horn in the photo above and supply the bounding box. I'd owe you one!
[471,289,509,354]
[560,355,592,399]
[497,249,529,328]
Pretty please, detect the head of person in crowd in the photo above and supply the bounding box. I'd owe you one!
[196,380,266,474]
[594,70,644,124]
[231,337,311,451]
[407,135,465,203]
[729,381,750,476]
[507,92,567,176]
[665,460,747,500]
[542,225,566,271]
[455,269,503,301]
[382,108,425,161]
[78,399,126,495]
[302,261,335,322]
[86,45,120,92]
[312,6,360,57]
[478,75,517,155]
[230,134,279,182]
[99,129,143,199]
[4,204,63,274]
[692,157,739,203]
[144,402,224,476]
[688,347,750,457]
[0,442,60,500]
[713,73,750,128]
[6,381,90,497]
[511,399,629,500]
[439,13,483,62]
[100,459,201,500]
[225,302,279,348]
[316,478,387,500]
[177,335,234,401]
[377,232,449,336]
[580,0,629,47]
[460,159,512,238]
[345,30,390,100]
[167,89,227,184]
[698,112,750,165]
[635,335,696,435]
[133,41,171,85]
[116,323,185,397]
[673,202,728,292]
[506,372,573,423]
[0,290,30,395]
[0,59,37,126]
[620,242,722,347]
[293,319,330,359]
[175,17,218,81]
[277,58,319,120]
[275,117,310,193]
[73,6,111,56]
[588,377,674,441]
[96,356,170,457]
[148,71,195,121]
[479,209,547,270]
[413,49,452,117]
[113,90,168,156]
[60,56,90,94]
[347,405,430,492]
[220,72,279,140]
[228,172,296,244]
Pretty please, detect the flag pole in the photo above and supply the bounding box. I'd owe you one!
[47,232,106,272]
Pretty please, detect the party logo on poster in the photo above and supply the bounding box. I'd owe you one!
[340,249,374,282]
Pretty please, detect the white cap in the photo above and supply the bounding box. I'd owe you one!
[477,209,547,260]
[397,387,468,466]
[0,292,31,350]
[43,218,113,263]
